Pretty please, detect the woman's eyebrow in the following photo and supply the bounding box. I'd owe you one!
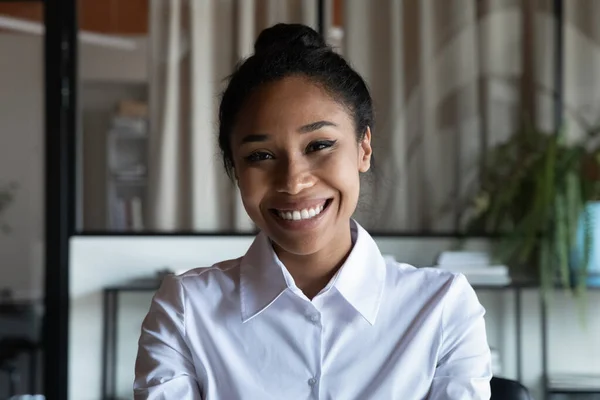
[239,120,337,145]
[298,120,337,133]
[240,134,269,144]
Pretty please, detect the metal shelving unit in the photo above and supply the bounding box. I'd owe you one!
[106,115,148,232]
[542,286,600,399]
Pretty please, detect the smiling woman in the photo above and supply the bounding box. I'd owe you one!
[231,75,371,298]
[133,23,492,400]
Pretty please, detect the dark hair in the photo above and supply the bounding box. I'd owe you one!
[218,23,375,179]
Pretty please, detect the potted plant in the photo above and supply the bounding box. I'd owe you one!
[464,122,600,296]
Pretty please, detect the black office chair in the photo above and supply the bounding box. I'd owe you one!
[491,376,533,400]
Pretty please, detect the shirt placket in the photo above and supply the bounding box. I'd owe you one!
[305,302,324,398]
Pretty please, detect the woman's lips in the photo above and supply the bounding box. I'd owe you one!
[269,199,333,228]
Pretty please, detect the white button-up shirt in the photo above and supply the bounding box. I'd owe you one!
[134,221,492,399]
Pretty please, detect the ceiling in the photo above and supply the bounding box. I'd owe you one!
[0,0,148,34]
[1,0,342,35]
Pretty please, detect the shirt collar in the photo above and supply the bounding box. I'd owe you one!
[239,220,387,325]
[332,221,386,325]
[239,231,289,323]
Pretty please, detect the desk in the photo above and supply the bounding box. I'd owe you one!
[102,279,160,400]
[100,279,532,400]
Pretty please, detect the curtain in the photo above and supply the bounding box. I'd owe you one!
[148,0,600,233]
[345,0,600,233]
[147,0,317,231]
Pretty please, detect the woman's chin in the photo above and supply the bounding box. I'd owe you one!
[270,233,326,257]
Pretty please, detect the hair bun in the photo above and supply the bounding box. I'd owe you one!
[254,23,327,54]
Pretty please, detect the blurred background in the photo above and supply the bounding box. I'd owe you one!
[1,0,599,399]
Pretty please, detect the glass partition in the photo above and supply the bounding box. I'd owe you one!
[72,0,600,235]
[0,1,46,397]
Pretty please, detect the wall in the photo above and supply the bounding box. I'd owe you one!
[79,37,148,83]
[0,34,45,300]
[0,33,148,299]
[69,235,600,400]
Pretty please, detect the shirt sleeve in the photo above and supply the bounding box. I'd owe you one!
[133,274,203,400]
[427,273,492,399]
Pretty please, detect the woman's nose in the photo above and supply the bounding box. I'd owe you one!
[275,157,316,195]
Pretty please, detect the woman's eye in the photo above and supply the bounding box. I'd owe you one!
[245,151,273,163]
[306,140,337,153]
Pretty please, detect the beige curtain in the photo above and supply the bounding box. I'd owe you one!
[147,0,317,231]
[148,0,600,233]
[345,0,600,233]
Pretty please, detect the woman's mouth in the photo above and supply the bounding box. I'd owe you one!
[271,199,332,221]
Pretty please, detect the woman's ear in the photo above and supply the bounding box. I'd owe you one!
[358,127,372,173]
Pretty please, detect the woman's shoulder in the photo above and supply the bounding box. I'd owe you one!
[177,256,243,277]
[146,257,245,326]
[384,259,466,292]
[383,260,479,313]
[167,256,244,292]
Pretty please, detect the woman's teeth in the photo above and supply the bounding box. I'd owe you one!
[277,204,325,221]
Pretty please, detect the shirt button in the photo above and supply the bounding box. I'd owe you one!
[308,377,318,386]
[309,314,320,323]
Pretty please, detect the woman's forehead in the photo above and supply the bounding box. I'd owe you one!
[236,77,350,128]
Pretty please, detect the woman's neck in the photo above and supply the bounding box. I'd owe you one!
[274,225,353,300]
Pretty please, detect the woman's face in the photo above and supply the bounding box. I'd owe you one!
[231,75,372,256]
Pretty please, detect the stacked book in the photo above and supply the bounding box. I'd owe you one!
[110,196,144,231]
[110,100,148,137]
[434,251,511,286]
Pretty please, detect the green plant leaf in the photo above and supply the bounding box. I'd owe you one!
[554,192,570,289]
